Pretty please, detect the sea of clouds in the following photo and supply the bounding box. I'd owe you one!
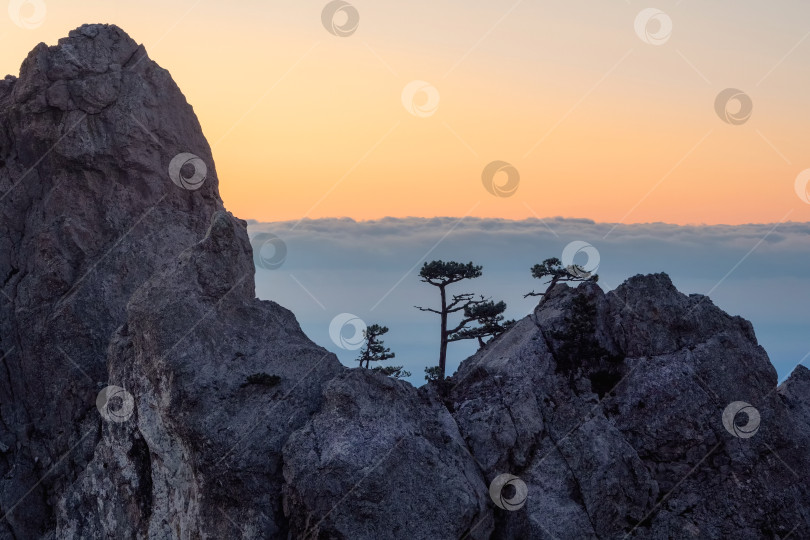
[247,217,810,386]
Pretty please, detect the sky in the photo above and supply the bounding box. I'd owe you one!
[2,1,810,224]
[2,2,808,385]
[249,218,810,387]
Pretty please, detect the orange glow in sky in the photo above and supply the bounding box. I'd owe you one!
[2,0,810,225]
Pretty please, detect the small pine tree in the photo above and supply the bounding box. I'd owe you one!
[357,324,395,369]
[357,324,409,378]
[525,257,598,299]
[371,366,412,379]
[450,299,515,348]
[424,366,442,382]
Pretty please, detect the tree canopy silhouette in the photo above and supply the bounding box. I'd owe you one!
[356,324,409,378]
[416,260,510,380]
[450,299,514,348]
[525,257,598,299]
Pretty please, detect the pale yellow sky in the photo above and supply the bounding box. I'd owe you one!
[2,0,810,224]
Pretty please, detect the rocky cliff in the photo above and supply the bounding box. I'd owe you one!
[0,25,807,539]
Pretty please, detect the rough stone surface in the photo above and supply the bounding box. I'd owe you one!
[57,211,344,538]
[0,23,225,539]
[449,276,810,539]
[0,24,808,540]
[282,369,493,539]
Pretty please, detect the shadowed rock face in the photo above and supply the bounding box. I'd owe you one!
[449,276,810,539]
[58,211,346,538]
[282,369,493,540]
[0,24,808,540]
[0,23,225,538]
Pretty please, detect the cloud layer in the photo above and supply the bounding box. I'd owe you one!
[249,218,810,385]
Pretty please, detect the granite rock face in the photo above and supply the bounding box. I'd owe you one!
[1,24,808,540]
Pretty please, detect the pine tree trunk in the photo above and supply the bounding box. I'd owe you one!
[439,285,448,380]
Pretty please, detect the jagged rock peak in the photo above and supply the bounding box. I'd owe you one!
[0,23,229,538]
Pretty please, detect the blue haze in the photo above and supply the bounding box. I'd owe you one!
[248,218,810,387]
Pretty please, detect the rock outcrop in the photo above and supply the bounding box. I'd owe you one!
[0,23,225,539]
[0,24,808,540]
[282,370,493,539]
[449,276,810,539]
[57,211,345,538]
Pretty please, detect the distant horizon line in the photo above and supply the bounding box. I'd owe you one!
[245,216,810,228]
